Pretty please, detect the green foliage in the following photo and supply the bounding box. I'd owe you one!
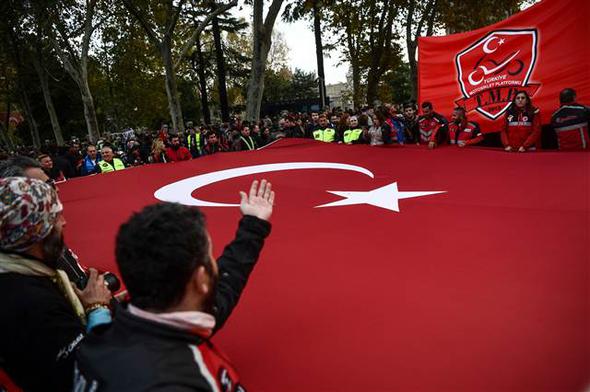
[262,67,318,102]
[382,62,412,104]
[91,3,170,130]
[437,0,522,33]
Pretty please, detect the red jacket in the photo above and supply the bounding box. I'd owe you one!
[551,103,590,150]
[448,120,483,146]
[165,146,191,162]
[418,115,443,143]
[501,107,541,150]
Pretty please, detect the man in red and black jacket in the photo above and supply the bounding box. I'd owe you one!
[74,180,275,392]
[166,135,192,162]
[551,88,590,150]
[448,107,483,147]
[417,101,448,149]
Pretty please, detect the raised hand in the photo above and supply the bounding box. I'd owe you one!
[239,179,275,221]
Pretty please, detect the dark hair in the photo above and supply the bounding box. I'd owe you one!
[510,90,533,113]
[421,101,433,110]
[559,88,576,104]
[0,156,42,178]
[373,112,386,125]
[115,203,211,311]
[453,107,466,116]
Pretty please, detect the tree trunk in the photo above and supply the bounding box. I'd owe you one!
[351,62,362,110]
[212,14,230,122]
[245,39,270,121]
[79,83,101,142]
[195,36,211,124]
[1,96,13,150]
[31,56,64,145]
[245,0,283,122]
[408,41,418,100]
[313,2,326,108]
[49,37,101,142]
[366,68,381,105]
[19,90,41,148]
[161,40,184,133]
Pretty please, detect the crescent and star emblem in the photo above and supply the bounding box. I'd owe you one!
[154,162,446,212]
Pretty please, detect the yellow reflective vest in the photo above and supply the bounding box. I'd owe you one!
[313,128,336,142]
[187,133,202,151]
[98,158,125,173]
[343,128,363,144]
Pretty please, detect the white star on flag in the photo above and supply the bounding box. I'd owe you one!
[315,182,446,212]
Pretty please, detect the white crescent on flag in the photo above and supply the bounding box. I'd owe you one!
[153,161,446,212]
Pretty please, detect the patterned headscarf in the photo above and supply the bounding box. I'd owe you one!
[0,177,63,252]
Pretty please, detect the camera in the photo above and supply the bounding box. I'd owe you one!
[57,247,121,293]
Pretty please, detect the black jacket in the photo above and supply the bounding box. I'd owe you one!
[0,270,85,392]
[74,216,271,392]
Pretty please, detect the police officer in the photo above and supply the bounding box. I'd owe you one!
[313,115,337,143]
[97,147,125,173]
[186,122,203,158]
[342,116,364,144]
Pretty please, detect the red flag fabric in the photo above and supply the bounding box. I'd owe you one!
[58,140,589,391]
[418,0,590,133]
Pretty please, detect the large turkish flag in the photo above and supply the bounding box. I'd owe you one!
[59,140,589,391]
[418,0,590,133]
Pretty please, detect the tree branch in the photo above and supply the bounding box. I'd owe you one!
[49,34,81,85]
[426,0,438,36]
[406,0,416,44]
[174,0,237,69]
[81,0,98,65]
[263,0,285,35]
[416,0,435,38]
[122,0,160,44]
[165,0,188,38]
[51,18,81,71]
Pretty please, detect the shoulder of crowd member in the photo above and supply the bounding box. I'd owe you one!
[0,273,84,352]
[467,121,480,130]
[434,112,448,123]
[468,121,481,133]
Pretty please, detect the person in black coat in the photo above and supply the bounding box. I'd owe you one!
[0,177,112,392]
[74,180,276,391]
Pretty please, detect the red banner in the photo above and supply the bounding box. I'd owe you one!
[418,0,590,133]
[56,140,589,391]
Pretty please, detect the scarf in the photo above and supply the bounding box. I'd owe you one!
[0,252,86,323]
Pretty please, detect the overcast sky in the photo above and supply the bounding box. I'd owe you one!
[230,3,349,85]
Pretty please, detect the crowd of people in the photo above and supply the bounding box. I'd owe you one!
[0,87,588,392]
[1,87,587,183]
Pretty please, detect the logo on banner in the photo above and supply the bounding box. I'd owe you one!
[455,29,540,120]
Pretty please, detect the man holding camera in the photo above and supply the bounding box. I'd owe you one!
[0,177,113,392]
[74,179,275,391]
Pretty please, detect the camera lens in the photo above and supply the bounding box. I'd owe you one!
[103,272,121,293]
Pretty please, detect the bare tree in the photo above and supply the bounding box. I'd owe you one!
[245,0,284,122]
